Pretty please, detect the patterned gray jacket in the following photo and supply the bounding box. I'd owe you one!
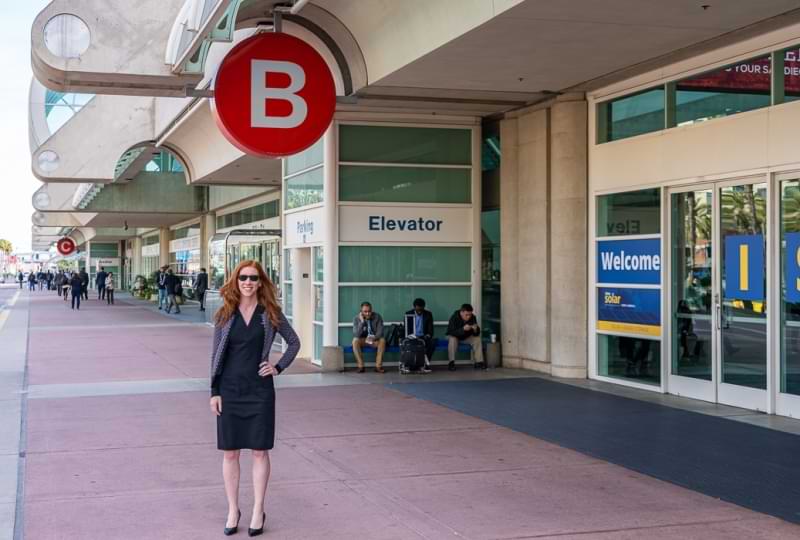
[210,310,300,396]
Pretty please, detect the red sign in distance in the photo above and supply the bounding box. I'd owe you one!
[56,237,76,256]
[212,32,336,158]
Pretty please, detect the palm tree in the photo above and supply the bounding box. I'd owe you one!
[0,239,12,254]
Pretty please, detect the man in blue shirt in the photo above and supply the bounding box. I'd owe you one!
[405,298,435,367]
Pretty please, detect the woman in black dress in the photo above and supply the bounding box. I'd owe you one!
[210,260,300,536]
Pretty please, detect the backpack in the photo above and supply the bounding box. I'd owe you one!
[174,281,183,296]
[385,323,405,348]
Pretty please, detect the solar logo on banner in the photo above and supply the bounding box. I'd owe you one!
[724,234,764,301]
[597,287,661,337]
[786,232,800,303]
[597,238,661,285]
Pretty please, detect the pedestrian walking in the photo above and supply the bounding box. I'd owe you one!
[210,260,300,536]
[164,269,181,314]
[69,273,83,310]
[105,272,115,305]
[96,266,108,300]
[194,267,209,312]
[79,268,89,301]
[157,266,168,310]
[17,271,23,289]
[27,273,35,291]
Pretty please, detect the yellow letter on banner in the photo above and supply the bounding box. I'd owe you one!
[739,244,749,292]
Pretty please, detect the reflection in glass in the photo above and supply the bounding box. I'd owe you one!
[598,334,660,385]
[676,56,771,126]
[781,181,800,395]
[671,190,713,380]
[601,87,665,143]
[719,183,767,389]
[597,188,661,237]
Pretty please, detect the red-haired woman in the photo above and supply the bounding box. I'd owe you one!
[210,260,300,536]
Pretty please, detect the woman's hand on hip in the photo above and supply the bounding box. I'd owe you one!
[259,362,277,377]
[210,396,222,416]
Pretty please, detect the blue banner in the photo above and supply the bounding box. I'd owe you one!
[724,234,764,301]
[597,287,661,337]
[597,238,661,285]
[786,233,800,303]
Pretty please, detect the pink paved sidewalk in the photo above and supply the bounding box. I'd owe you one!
[20,291,800,539]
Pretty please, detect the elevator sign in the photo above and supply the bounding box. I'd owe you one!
[212,32,336,157]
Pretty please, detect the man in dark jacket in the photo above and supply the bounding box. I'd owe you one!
[17,271,23,289]
[164,269,181,314]
[352,302,386,373]
[446,303,484,371]
[193,268,208,311]
[79,268,90,300]
[405,298,435,367]
[69,273,83,310]
[95,267,108,300]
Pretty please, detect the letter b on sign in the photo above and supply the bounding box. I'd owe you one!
[213,33,335,157]
[250,60,307,129]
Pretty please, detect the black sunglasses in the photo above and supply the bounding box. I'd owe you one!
[237,275,260,282]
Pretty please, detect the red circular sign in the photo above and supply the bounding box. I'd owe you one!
[212,33,336,158]
[57,237,76,256]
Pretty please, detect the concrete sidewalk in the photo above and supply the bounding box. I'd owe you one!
[6,288,800,539]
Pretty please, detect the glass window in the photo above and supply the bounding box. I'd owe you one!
[481,122,501,341]
[251,204,265,223]
[284,138,324,176]
[314,285,323,322]
[339,166,471,204]
[598,334,661,385]
[781,180,800,395]
[338,286,471,323]
[283,249,292,281]
[285,167,323,210]
[266,200,279,219]
[339,246,471,283]
[676,55,771,126]
[784,47,800,103]
[600,87,665,143]
[313,246,324,283]
[597,188,661,237]
[284,283,293,316]
[313,323,323,361]
[340,125,471,165]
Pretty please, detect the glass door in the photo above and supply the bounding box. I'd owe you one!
[669,180,769,411]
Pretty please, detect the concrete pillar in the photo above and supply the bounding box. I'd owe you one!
[322,126,338,348]
[549,98,588,378]
[500,109,551,373]
[132,236,143,279]
[159,227,170,269]
[200,213,215,270]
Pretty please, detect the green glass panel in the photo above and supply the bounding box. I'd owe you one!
[283,250,292,281]
[781,180,800,395]
[314,285,323,322]
[600,87,665,143]
[598,334,661,385]
[286,167,323,210]
[339,125,471,165]
[313,247,324,282]
[339,166,470,204]
[339,246,471,283]
[283,283,293,316]
[90,243,119,257]
[285,139,324,176]
[676,55,771,126]
[338,286,471,323]
[313,323,323,361]
[597,189,661,237]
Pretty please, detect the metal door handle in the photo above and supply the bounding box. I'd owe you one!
[716,304,721,331]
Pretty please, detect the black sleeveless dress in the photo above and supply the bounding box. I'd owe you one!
[216,306,276,450]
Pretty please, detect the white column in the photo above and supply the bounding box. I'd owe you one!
[322,124,338,347]
[159,227,170,269]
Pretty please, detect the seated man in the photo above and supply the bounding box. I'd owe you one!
[405,298,435,370]
[352,302,386,373]
[446,303,484,371]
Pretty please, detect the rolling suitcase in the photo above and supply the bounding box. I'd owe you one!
[400,336,426,374]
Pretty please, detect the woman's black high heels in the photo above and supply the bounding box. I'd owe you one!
[224,510,241,536]
[248,512,266,537]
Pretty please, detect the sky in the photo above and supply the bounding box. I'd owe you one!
[0,1,52,254]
